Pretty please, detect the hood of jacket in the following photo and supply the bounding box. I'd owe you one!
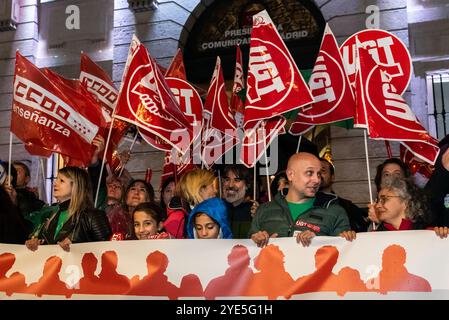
[186,197,233,239]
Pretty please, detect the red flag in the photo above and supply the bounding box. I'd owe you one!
[231,45,245,124]
[79,53,130,171]
[202,57,238,168]
[289,24,355,135]
[114,35,193,154]
[243,10,313,128]
[11,52,105,166]
[80,53,118,118]
[205,57,237,135]
[400,144,434,180]
[140,77,203,152]
[240,117,286,168]
[353,38,369,129]
[356,41,440,164]
[24,144,52,158]
[160,151,196,188]
[165,48,187,80]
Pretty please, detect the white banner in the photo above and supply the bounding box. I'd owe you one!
[1,231,448,299]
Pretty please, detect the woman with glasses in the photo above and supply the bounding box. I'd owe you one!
[368,158,414,228]
[368,177,431,231]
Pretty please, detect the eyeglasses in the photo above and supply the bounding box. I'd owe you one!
[375,195,402,205]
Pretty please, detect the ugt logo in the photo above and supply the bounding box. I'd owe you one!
[246,41,289,105]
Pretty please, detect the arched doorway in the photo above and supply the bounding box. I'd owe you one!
[181,0,326,83]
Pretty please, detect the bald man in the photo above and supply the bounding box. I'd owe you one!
[249,152,355,247]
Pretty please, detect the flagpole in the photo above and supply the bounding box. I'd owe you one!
[7,133,12,187]
[217,167,222,198]
[118,131,138,177]
[201,117,211,169]
[262,123,272,202]
[39,158,47,204]
[253,163,257,201]
[384,141,392,158]
[296,135,302,153]
[253,128,257,201]
[363,129,376,230]
[95,118,115,207]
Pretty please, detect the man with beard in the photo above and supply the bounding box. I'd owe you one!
[249,152,355,247]
[222,165,254,238]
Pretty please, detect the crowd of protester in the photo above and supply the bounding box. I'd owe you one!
[2,136,449,250]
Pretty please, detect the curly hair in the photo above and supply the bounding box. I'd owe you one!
[380,177,431,227]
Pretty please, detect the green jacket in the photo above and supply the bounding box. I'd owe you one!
[249,192,351,237]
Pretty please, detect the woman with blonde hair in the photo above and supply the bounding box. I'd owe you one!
[164,169,217,238]
[25,166,112,251]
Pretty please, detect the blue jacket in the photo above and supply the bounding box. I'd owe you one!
[187,198,233,239]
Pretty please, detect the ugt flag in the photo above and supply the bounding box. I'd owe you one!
[356,40,439,164]
[231,45,245,127]
[243,10,313,128]
[202,57,238,168]
[289,24,355,136]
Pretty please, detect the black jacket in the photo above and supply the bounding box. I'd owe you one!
[38,200,112,244]
[424,153,449,226]
[225,201,253,239]
[335,196,369,233]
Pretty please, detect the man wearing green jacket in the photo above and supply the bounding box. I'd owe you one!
[250,152,356,247]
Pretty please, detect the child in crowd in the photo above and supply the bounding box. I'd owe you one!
[132,202,171,240]
[186,197,232,239]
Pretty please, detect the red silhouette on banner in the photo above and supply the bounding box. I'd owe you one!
[27,256,72,298]
[205,245,254,300]
[178,273,204,298]
[0,253,27,296]
[288,246,367,297]
[369,244,431,294]
[245,244,294,299]
[127,250,179,299]
[97,250,130,294]
[77,253,103,294]
[335,267,367,296]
